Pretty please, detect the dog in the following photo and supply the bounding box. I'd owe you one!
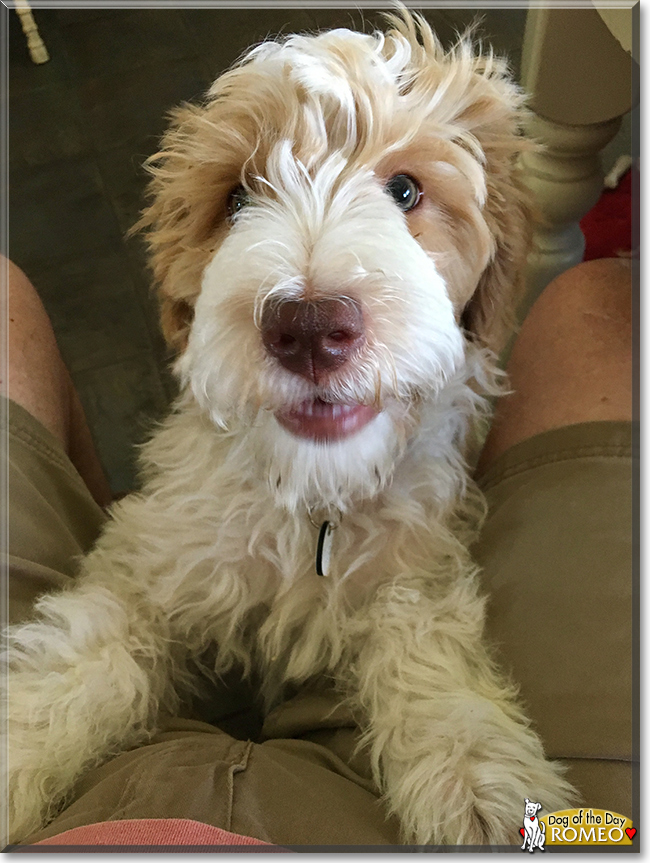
[4,10,575,846]
[521,799,546,852]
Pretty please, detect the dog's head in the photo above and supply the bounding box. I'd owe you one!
[140,11,531,511]
[524,799,543,818]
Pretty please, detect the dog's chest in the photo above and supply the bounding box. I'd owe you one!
[133,405,469,664]
[145,487,432,627]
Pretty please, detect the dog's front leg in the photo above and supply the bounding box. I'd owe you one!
[348,579,574,846]
[3,578,173,844]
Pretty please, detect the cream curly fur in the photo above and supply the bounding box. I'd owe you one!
[4,11,575,846]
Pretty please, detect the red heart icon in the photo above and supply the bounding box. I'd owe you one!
[531,816,536,821]
[626,828,636,840]
[520,828,525,837]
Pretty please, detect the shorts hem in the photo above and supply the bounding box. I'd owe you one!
[476,421,635,494]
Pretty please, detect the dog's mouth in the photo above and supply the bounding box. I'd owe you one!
[275,398,378,442]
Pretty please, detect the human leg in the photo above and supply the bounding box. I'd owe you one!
[478,257,632,472]
[20,690,401,848]
[4,256,112,509]
[3,259,110,623]
[474,258,636,817]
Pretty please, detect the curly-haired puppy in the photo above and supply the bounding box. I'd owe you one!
[5,11,575,846]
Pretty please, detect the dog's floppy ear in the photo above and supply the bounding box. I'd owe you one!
[452,51,535,356]
[133,103,236,353]
[460,145,533,355]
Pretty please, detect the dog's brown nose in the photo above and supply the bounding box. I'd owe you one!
[261,298,365,382]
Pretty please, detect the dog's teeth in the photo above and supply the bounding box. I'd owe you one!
[287,400,365,423]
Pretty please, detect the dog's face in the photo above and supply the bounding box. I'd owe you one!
[142,13,531,511]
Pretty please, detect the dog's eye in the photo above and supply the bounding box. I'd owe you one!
[385,175,422,212]
[227,185,251,220]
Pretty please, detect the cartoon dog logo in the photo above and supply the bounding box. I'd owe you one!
[521,798,546,852]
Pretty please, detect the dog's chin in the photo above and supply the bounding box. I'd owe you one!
[274,399,379,443]
[238,404,408,513]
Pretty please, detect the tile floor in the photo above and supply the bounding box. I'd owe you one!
[7,7,622,494]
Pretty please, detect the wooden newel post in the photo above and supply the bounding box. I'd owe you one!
[15,0,50,65]
[519,6,634,311]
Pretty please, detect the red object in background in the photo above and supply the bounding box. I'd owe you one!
[580,168,633,261]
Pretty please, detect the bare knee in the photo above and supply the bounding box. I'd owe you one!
[3,256,112,506]
[479,258,633,471]
[4,256,72,447]
[528,258,632,357]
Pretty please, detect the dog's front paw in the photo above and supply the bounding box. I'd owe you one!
[438,761,572,846]
[386,738,575,846]
[5,761,53,845]
[4,672,79,844]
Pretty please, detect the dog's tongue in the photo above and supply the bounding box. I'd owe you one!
[276,399,377,442]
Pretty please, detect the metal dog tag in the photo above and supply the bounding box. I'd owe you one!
[316,521,334,577]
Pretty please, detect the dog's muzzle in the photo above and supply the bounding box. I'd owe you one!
[262,298,379,442]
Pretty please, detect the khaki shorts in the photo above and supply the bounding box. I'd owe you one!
[4,398,636,847]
